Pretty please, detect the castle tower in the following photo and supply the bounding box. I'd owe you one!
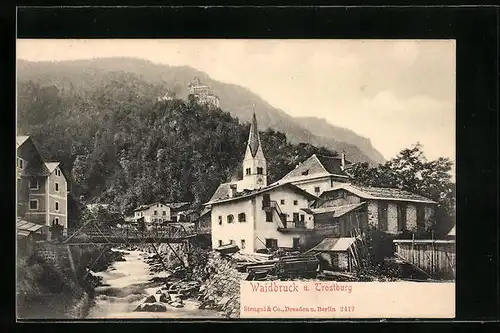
[240,110,267,190]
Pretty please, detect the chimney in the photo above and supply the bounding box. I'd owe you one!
[229,184,237,198]
[341,150,346,170]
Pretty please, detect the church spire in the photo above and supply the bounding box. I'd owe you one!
[247,107,260,157]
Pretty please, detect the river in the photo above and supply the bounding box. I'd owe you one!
[86,249,222,319]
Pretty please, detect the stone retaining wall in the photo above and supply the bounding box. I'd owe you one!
[197,252,243,318]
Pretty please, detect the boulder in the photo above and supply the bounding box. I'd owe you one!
[170,301,184,308]
[159,292,170,303]
[134,302,168,312]
[143,295,157,303]
[170,296,182,304]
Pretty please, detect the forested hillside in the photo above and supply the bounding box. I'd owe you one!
[17,71,340,224]
[17,58,385,165]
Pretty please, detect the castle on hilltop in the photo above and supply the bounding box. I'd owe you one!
[188,77,220,109]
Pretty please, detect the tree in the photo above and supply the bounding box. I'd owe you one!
[17,73,342,223]
[349,143,456,237]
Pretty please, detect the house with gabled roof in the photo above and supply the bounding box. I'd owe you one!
[271,153,352,196]
[311,183,437,236]
[206,112,322,253]
[132,202,171,225]
[17,136,69,238]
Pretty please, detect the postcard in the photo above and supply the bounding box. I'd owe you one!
[16,39,456,320]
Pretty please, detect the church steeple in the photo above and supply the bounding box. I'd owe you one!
[240,108,267,190]
[247,111,261,157]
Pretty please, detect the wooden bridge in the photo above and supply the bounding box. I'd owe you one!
[63,222,199,245]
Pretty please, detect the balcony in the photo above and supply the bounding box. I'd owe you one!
[277,220,312,233]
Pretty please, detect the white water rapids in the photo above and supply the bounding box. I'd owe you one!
[86,249,221,318]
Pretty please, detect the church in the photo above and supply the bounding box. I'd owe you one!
[205,112,320,253]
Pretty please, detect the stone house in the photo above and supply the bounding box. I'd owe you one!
[17,136,69,239]
[312,184,437,236]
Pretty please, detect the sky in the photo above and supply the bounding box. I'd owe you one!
[17,39,456,163]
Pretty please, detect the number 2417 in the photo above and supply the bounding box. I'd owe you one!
[340,306,355,312]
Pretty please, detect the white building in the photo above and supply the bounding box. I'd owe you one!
[206,112,319,253]
[133,202,171,224]
[271,153,352,196]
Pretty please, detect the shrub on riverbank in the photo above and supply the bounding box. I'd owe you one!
[17,254,90,319]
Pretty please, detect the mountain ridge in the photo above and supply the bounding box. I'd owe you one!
[16,57,385,165]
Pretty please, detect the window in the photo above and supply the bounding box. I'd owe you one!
[55,182,59,192]
[293,200,298,206]
[55,217,59,225]
[262,194,271,208]
[218,216,223,225]
[378,202,388,231]
[163,211,166,216]
[265,238,278,249]
[257,167,263,175]
[293,237,300,250]
[417,205,426,230]
[218,240,223,247]
[241,239,246,249]
[55,201,59,211]
[17,158,24,169]
[301,170,309,176]
[154,210,158,215]
[397,204,407,231]
[238,213,246,222]
[227,214,234,224]
[280,213,286,222]
[29,179,39,190]
[55,169,61,176]
[265,212,273,222]
[245,168,251,175]
[300,214,305,222]
[29,200,38,210]
[293,213,299,222]
[280,199,285,205]
[314,186,320,194]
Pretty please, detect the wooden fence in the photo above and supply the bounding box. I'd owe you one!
[393,239,456,280]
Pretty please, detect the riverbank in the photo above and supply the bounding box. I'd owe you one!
[87,249,222,318]
[16,243,126,319]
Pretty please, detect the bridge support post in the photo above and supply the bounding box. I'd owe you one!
[66,244,77,280]
[150,242,171,276]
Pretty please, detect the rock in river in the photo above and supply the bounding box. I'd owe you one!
[159,292,170,303]
[134,302,168,312]
[143,295,157,303]
[170,302,184,308]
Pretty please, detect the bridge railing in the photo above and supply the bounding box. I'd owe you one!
[65,223,197,243]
